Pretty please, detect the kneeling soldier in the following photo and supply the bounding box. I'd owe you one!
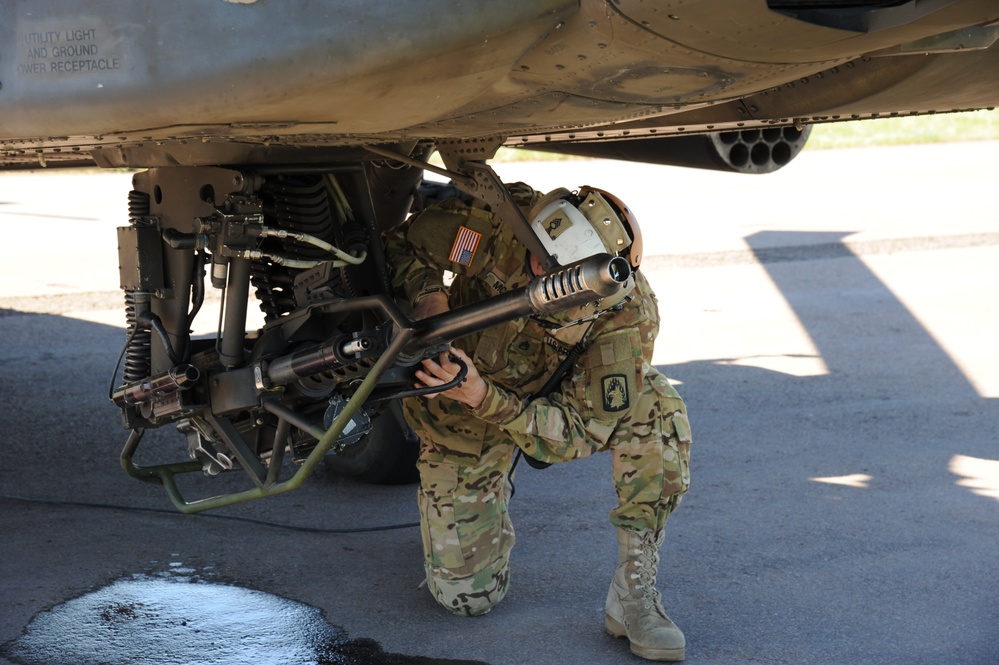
[385,183,692,661]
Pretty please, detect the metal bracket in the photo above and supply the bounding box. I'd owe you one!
[437,139,558,271]
[205,413,268,488]
[364,139,558,271]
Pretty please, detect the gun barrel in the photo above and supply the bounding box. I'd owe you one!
[265,254,631,386]
[407,253,630,352]
[529,254,631,315]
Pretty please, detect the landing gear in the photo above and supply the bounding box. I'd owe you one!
[113,160,426,509]
[325,400,420,485]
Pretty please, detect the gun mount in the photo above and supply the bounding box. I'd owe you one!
[113,162,631,513]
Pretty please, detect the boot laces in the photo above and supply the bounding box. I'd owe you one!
[629,531,665,612]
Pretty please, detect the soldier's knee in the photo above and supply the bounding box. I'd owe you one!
[425,553,510,617]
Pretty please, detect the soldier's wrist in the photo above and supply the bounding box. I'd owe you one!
[467,379,517,422]
[464,376,487,410]
[412,286,447,309]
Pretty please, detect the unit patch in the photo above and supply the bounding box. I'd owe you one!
[449,226,482,266]
[601,373,630,412]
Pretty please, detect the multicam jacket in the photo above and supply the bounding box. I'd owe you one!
[384,190,687,471]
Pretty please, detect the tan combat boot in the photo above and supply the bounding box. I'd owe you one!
[605,528,686,661]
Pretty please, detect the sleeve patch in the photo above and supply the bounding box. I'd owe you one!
[601,374,630,412]
[448,226,482,266]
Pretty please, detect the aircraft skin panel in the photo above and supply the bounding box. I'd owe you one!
[1,0,575,135]
[508,44,999,148]
[612,0,999,63]
[449,0,999,135]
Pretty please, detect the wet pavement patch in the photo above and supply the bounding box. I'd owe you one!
[2,572,488,665]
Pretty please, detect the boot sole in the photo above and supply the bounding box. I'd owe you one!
[605,614,685,661]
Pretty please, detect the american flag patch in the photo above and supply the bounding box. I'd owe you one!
[448,226,482,266]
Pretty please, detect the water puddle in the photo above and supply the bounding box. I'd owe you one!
[2,570,487,665]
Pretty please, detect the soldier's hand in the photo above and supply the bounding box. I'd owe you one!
[415,346,487,409]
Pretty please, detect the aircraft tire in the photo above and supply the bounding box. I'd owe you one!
[324,400,420,485]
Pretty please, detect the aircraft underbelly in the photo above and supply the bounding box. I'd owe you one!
[1,0,575,136]
[1,0,998,169]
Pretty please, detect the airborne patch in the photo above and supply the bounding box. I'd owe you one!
[601,373,630,412]
[448,225,482,266]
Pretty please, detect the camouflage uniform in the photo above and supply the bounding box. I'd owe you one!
[385,189,691,618]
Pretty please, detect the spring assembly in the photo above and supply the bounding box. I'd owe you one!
[123,190,153,383]
[252,175,349,320]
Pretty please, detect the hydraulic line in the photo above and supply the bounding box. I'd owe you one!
[324,173,371,296]
[258,227,366,266]
[188,249,207,334]
[148,314,182,366]
[237,247,365,269]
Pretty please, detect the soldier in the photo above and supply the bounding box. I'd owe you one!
[384,183,692,661]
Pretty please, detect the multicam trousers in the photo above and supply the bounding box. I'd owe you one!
[403,361,691,617]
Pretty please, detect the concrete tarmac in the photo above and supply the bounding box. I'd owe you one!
[1,141,997,664]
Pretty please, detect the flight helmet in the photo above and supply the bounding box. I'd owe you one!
[528,186,643,270]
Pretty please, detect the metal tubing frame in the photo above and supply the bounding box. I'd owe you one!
[120,325,414,513]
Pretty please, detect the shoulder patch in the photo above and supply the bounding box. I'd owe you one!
[448,226,482,266]
[601,374,630,412]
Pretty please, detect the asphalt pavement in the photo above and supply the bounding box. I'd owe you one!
[1,141,997,664]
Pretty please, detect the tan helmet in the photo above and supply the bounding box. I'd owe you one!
[528,186,642,269]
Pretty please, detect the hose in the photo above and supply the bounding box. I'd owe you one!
[257,228,367,265]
